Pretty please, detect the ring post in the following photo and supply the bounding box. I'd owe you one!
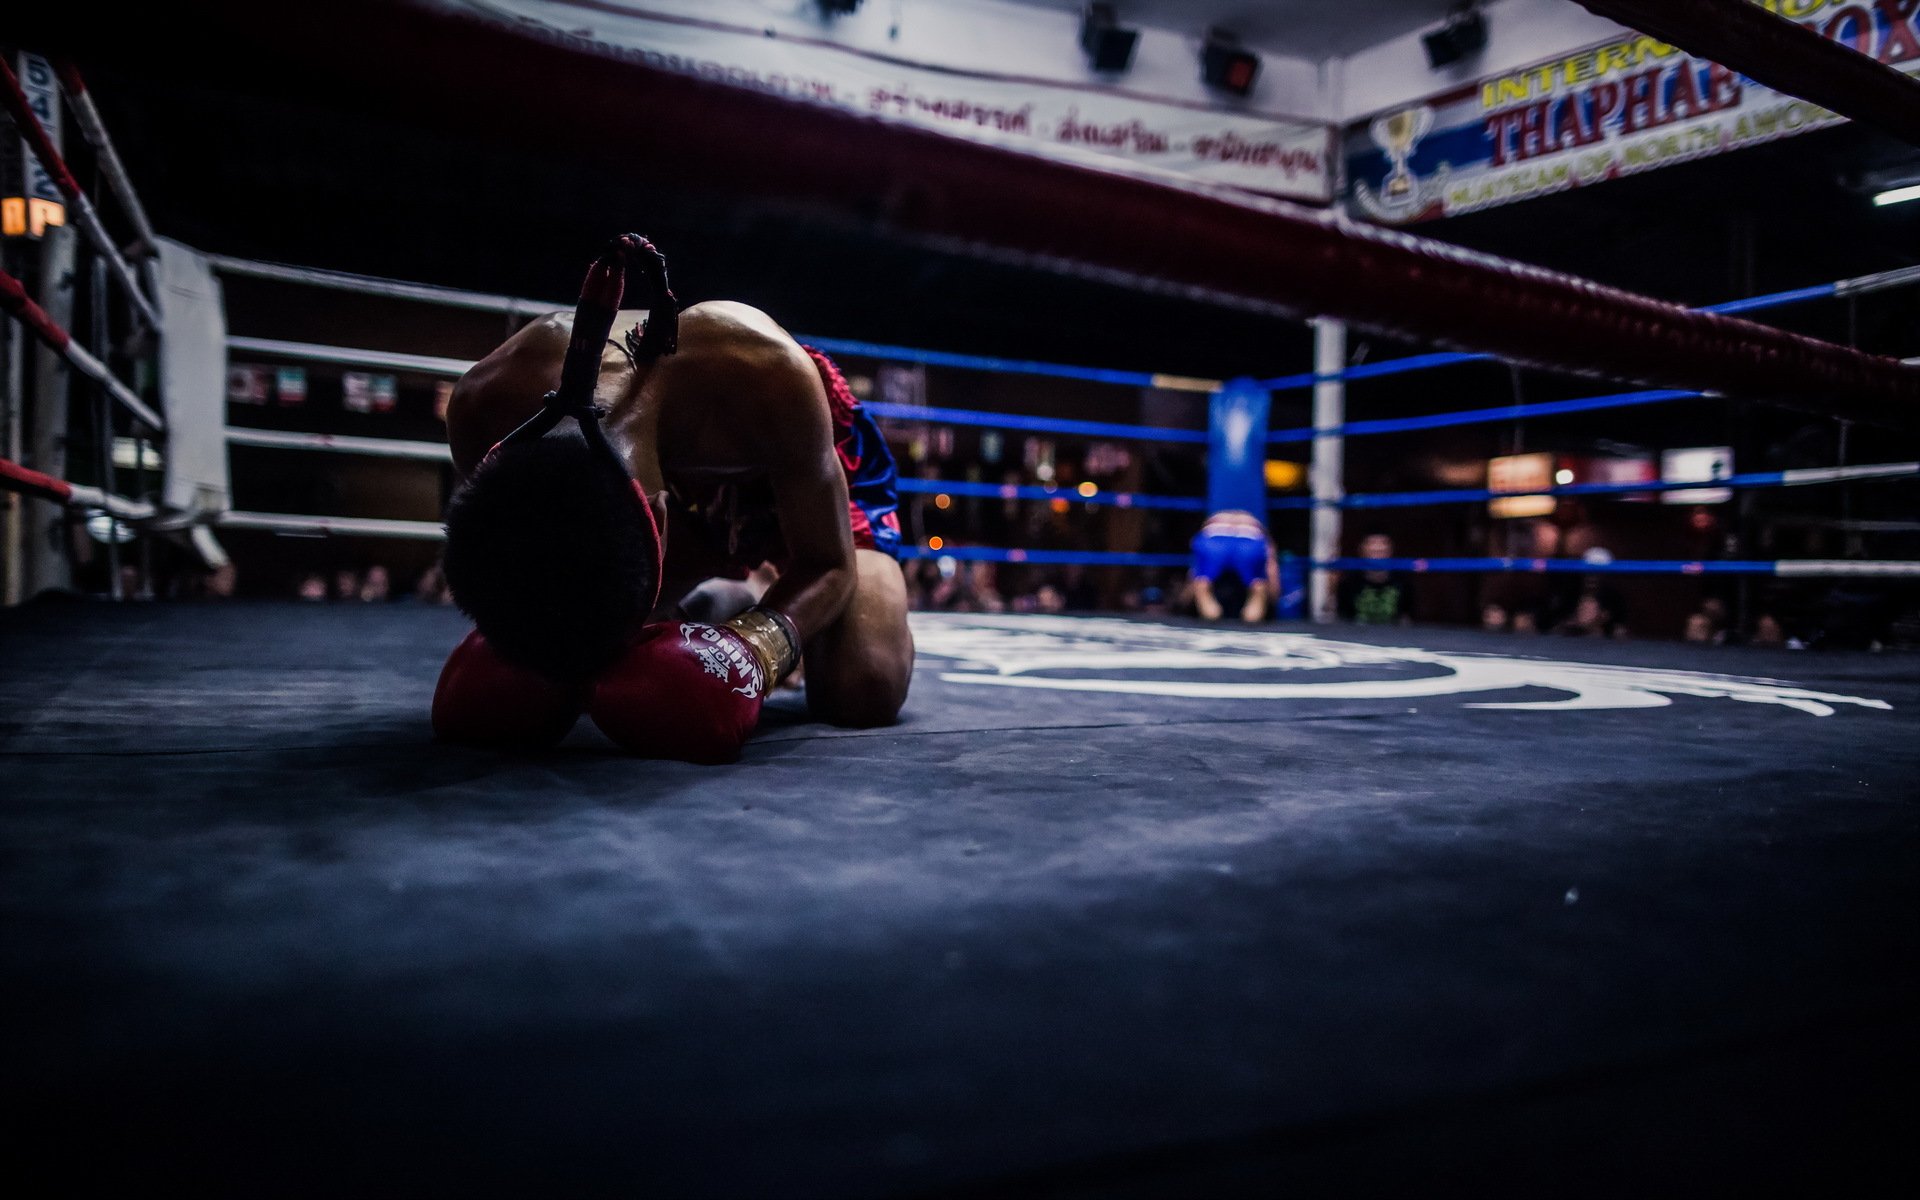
[25,225,77,597]
[1206,377,1272,516]
[1310,318,1346,623]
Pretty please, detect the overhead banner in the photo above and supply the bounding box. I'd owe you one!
[1347,0,1920,224]
[424,1,1332,201]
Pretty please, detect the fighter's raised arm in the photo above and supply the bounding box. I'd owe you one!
[717,322,858,644]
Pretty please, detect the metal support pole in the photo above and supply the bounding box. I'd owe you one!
[133,428,153,599]
[91,256,121,598]
[24,224,77,597]
[1,292,20,605]
[1310,317,1346,623]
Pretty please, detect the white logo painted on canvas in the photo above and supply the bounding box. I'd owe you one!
[911,615,1890,717]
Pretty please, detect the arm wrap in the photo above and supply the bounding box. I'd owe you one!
[724,605,801,684]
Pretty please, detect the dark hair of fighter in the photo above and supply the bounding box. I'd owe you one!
[441,425,657,683]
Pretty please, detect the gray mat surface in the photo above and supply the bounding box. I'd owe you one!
[3,602,1915,1195]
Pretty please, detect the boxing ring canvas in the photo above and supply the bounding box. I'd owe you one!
[3,602,1913,1193]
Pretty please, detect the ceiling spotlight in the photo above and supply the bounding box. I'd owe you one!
[1424,4,1488,70]
[1080,4,1140,74]
[1201,27,1260,96]
[1875,184,1920,206]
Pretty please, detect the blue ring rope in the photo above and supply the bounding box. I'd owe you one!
[898,463,1918,517]
[1279,464,1920,511]
[840,275,1859,447]
[864,400,1207,444]
[806,336,1165,389]
[898,545,1192,567]
[1324,557,1779,576]
[1267,388,1700,444]
[895,477,1206,510]
[889,548,1879,576]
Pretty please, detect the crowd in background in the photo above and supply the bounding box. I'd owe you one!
[290,563,454,606]
[117,392,1917,650]
[143,534,1913,651]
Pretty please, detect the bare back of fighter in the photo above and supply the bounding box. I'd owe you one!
[447,301,911,727]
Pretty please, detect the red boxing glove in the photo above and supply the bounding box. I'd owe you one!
[590,622,768,764]
[431,628,585,749]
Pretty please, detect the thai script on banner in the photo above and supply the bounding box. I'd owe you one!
[429,0,1331,200]
[1347,0,1920,224]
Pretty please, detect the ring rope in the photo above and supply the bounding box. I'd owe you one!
[863,400,1207,444]
[52,61,158,258]
[895,477,1206,511]
[890,543,1920,578]
[0,56,160,330]
[1269,389,1702,445]
[220,426,1910,516]
[1324,556,1920,579]
[0,264,164,430]
[1269,461,1920,511]
[0,456,155,521]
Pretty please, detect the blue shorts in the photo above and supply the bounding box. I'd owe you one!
[1191,531,1267,587]
[806,347,903,561]
[842,404,904,561]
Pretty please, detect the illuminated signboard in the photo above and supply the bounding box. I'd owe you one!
[1662,446,1735,504]
[1488,452,1556,518]
[2,53,68,239]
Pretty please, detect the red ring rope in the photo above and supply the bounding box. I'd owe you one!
[0,265,74,352]
[0,457,76,505]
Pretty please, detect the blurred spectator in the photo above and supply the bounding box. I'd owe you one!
[929,559,1006,613]
[903,559,940,611]
[1555,590,1627,639]
[298,573,328,602]
[1683,598,1727,645]
[1337,532,1411,625]
[1034,584,1065,614]
[1542,549,1627,634]
[1699,597,1729,635]
[359,565,391,603]
[967,562,1007,612]
[413,563,453,605]
[1481,602,1509,633]
[1751,613,1788,646]
[332,569,361,602]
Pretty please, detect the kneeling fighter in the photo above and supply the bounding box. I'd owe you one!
[431,236,912,762]
[1188,509,1278,623]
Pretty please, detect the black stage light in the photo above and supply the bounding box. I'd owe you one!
[817,0,863,16]
[1080,4,1140,74]
[1200,28,1260,96]
[1424,7,1488,70]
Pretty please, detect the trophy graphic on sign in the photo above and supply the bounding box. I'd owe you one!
[1370,105,1434,202]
